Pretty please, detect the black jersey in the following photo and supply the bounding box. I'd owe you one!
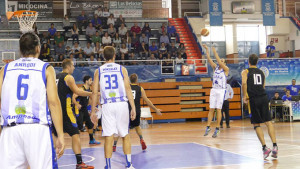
[131,84,141,112]
[56,72,73,111]
[247,67,266,98]
[77,85,90,110]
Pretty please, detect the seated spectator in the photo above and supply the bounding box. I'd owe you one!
[159,23,167,35]
[270,92,283,119]
[119,53,128,66]
[88,54,98,66]
[39,43,50,62]
[77,53,86,67]
[128,52,138,65]
[40,32,49,44]
[77,11,88,34]
[115,15,126,30]
[131,23,141,35]
[102,32,112,46]
[107,24,116,38]
[71,24,79,44]
[113,33,122,48]
[54,32,64,46]
[149,41,158,57]
[285,79,300,96]
[167,22,177,38]
[118,23,127,37]
[102,8,110,17]
[91,14,102,30]
[123,32,132,51]
[71,42,82,58]
[177,43,187,59]
[159,42,168,57]
[32,23,39,36]
[139,42,149,59]
[56,54,65,66]
[107,14,115,26]
[86,23,96,43]
[168,42,177,58]
[48,23,56,38]
[63,15,72,35]
[147,54,157,65]
[92,31,102,45]
[158,53,165,60]
[160,31,170,46]
[131,32,140,49]
[98,27,105,37]
[139,33,149,46]
[55,42,66,59]
[83,42,94,58]
[282,90,292,101]
[120,43,129,55]
[65,46,72,57]
[142,22,151,37]
[49,57,56,67]
[112,43,120,58]
[162,55,174,73]
[167,53,175,60]
[94,42,102,58]
[94,7,103,17]
[69,53,77,65]
[176,54,184,64]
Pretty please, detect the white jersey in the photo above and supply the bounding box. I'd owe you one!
[1,58,51,126]
[99,63,128,104]
[212,66,227,89]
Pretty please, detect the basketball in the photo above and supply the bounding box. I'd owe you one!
[200,28,209,36]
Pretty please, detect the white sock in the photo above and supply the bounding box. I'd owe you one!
[125,154,131,167]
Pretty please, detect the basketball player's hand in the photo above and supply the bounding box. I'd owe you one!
[156,109,162,116]
[243,97,248,104]
[56,136,65,159]
[91,112,98,126]
[202,44,208,50]
[76,103,82,110]
[131,109,136,121]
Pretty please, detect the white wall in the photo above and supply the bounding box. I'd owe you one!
[266,18,290,35]
[288,19,300,50]
[267,36,287,52]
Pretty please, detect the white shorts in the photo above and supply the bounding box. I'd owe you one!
[101,102,129,137]
[0,124,57,169]
[209,88,226,109]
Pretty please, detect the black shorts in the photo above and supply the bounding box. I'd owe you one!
[130,110,141,128]
[77,108,94,130]
[249,95,271,124]
[53,109,80,137]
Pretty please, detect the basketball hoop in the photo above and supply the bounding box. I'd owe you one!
[6,10,38,33]
[2,59,14,64]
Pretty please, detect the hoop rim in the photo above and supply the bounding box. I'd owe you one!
[6,10,38,20]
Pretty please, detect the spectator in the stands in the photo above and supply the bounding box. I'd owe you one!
[48,23,56,38]
[55,42,66,60]
[270,92,283,119]
[71,42,82,58]
[124,32,132,51]
[112,43,120,58]
[69,53,77,65]
[167,22,177,39]
[102,7,110,17]
[32,23,39,36]
[107,14,115,26]
[282,90,292,101]
[40,32,49,44]
[149,41,158,58]
[142,22,151,37]
[128,52,138,65]
[94,7,103,17]
[163,54,174,73]
[115,15,125,30]
[139,33,149,46]
[120,43,129,57]
[86,22,96,43]
[113,33,122,48]
[63,15,72,35]
[160,31,170,46]
[39,43,50,62]
[266,41,275,57]
[167,53,175,60]
[107,23,116,38]
[159,42,168,57]
[92,31,102,45]
[77,11,88,34]
[71,24,79,44]
[118,23,127,37]
[54,32,64,46]
[56,54,65,66]
[131,23,141,35]
[94,42,102,58]
[49,57,56,67]
[119,53,128,65]
[158,53,165,60]
[176,54,184,64]
[98,27,105,37]
[83,42,94,58]
[168,42,177,58]
[91,14,102,30]
[131,32,140,49]
[102,32,112,46]
[285,79,300,95]
[88,54,98,66]
[77,53,86,67]
[147,54,157,65]
[139,42,149,59]
[159,23,166,35]
[65,46,72,57]
[177,43,187,59]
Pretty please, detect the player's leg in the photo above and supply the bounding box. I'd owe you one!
[205,88,217,135]
[254,123,271,159]
[122,134,134,168]
[105,135,114,158]
[204,108,215,136]
[224,100,230,128]
[83,110,100,145]
[212,89,225,138]
[0,126,28,169]
[135,126,147,150]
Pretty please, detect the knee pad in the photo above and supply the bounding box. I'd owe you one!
[254,126,260,130]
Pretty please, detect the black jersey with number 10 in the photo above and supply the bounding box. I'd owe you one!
[247,68,266,98]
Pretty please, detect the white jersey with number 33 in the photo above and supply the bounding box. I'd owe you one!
[99,63,128,104]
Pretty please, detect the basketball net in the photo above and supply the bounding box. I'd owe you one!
[6,11,38,33]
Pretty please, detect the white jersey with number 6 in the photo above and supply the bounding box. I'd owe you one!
[99,63,128,104]
[1,58,51,126]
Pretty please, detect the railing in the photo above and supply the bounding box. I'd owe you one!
[184,12,203,17]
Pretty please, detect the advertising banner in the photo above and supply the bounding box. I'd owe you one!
[262,0,275,26]
[109,1,142,17]
[18,2,53,18]
[70,1,104,17]
[209,0,223,26]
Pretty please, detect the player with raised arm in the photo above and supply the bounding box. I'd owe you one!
[0,32,65,168]
[91,46,136,169]
[203,44,229,138]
